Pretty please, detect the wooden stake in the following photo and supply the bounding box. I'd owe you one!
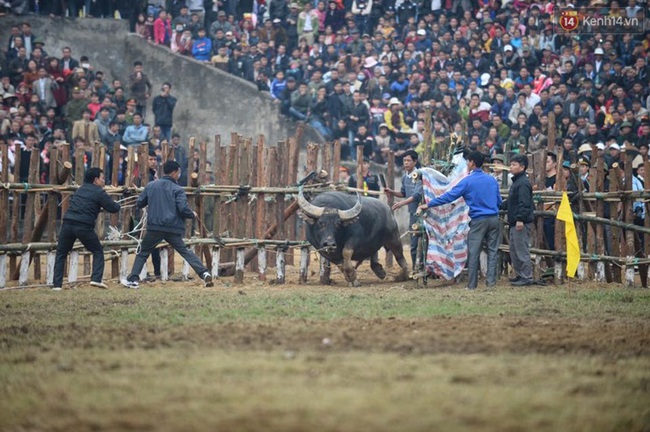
[211,247,220,279]
[0,254,6,288]
[110,143,121,278]
[276,247,286,284]
[235,247,245,283]
[299,246,310,284]
[258,246,267,281]
[160,247,169,281]
[46,251,55,285]
[332,140,341,183]
[19,251,30,286]
[319,255,331,285]
[120,249,129,281]
[69,251,79,283]
[356,145,364,189]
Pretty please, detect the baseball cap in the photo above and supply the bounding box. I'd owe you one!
[609,143,621,151]
[594,47,604,55]
[417,29,426,36]
[504,45,513,52]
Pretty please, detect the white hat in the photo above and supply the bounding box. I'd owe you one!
[633,154,644,169]
[578,143,592,154]
[609,143,621,151]
[504,44,513,52]
[417,29,426,36]
[389,97,401,106]
[596,142,606,150]
[480,73,490,86]
[364,57,378,68]
[594,47,604,55]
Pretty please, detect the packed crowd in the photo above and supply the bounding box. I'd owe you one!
[117,0,650,169]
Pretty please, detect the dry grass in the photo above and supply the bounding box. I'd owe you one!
[1,272,649,432]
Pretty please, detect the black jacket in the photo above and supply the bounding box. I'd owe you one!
[503,172,534,225]
[151,94,177,127]
[64,183,120,227]
[137,176,194,235]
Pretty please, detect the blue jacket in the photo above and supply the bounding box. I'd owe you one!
[192,37,212,61]
[122,124,149,146]
[427,168,502,220]
[137,176,194,235]
[270,78,286,99]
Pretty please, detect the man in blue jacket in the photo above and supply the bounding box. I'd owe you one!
[122,160,213,288]
[122,112,149,146]
[52,168,120,291]
[418,151,502,290]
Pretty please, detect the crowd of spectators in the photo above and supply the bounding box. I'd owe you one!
[2,2,650,171]
[118,0,650,170]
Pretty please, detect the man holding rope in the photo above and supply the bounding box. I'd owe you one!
[418,151,502,290]
[52,168,120,291]
[121,160,213,289]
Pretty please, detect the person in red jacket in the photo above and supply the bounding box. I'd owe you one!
[153,10,172,46]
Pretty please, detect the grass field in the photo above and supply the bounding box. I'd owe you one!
[1,266,649,432]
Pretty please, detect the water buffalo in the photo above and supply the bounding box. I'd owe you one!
[298,189,409,286]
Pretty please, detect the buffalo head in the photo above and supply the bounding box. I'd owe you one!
[298,188,362,252]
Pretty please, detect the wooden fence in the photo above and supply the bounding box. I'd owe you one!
[0,127,401,289]
[1,117,649,288]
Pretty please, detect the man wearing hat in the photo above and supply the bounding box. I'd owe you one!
[349,157,380,197]
[64,87,90,132]
[209,11,233,37]
[491,153,512,188]
[618,121,637,147]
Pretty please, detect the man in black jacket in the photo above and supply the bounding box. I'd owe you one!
[122,161,213,288]
[52,168,120,291]
[151,82,177,142]
[502,154,534,286]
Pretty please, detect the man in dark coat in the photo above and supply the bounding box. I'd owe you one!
[151,82,177,142]
[122,161,213,289]
[52,168,120,290]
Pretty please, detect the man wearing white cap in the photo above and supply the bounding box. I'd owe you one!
[594,47,605,74]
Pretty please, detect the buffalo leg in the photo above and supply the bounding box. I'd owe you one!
[370,252,386,279]
[385,236,409,282]
[342,248,360,287]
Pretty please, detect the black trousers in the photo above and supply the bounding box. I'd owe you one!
[53,222,104,287]
[128,230,207,281]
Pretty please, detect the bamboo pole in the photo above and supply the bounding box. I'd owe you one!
[249,137,258,271]
[110,143,121,278]
[267,146,278,266]
[422,106,432,164]
[287,136,300,267]
[356,145,364,190]
[237,138,251,266]
[276,141,287,266]
[0,143,8,287]
[386,151,395,268]
[623,147,636,287]
[10,147,21,279]
[610,163,623,283]
[255,135,266,245]
[332,140,341,183]
[553,146,565,284]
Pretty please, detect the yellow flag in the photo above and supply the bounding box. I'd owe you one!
[556,192,580,278]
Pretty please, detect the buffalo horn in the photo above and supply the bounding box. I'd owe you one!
[338,194,362,221]
[297,187,325,218]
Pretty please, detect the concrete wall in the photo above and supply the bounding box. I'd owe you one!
[0,15,320,147]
